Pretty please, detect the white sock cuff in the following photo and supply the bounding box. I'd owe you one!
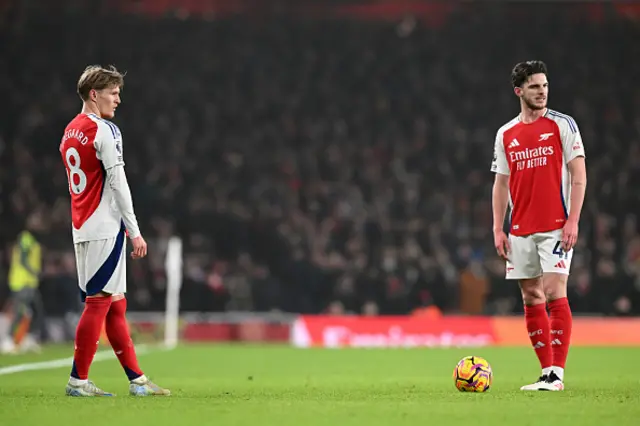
[131,374,147,384]
[69,377,88,386]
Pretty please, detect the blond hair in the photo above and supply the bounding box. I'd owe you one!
[77,65,125,101]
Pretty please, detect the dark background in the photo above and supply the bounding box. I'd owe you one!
[1,0,639,319]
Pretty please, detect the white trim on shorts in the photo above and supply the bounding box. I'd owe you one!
[73,224,127,300]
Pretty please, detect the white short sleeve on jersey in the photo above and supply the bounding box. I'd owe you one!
[94,120,124,170]
[491,129,510,176]
[557,114,586,163]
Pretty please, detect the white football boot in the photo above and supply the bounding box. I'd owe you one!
[520,372,564,391]
[129,376,171,396]
[541,371,565,391]
[520,374,550,391]
[66,380,115,396]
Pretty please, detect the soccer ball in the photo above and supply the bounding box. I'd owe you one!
[453,356,493,392]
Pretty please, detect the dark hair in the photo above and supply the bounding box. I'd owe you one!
[511,61,548,88]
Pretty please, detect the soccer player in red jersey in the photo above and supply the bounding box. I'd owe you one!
[490,61,587,391]
[60,65,170,396]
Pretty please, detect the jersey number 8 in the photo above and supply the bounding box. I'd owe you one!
[65,147,87,195]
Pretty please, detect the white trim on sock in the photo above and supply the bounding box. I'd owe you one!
[69,377,88,386]
[542,367,553,377]
[131,374,147,384]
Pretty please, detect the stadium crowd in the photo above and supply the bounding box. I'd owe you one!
[1,2,640,318]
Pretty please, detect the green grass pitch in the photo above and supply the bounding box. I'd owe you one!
[0,344,639,426]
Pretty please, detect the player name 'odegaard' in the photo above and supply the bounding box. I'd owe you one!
[62,128,90,145]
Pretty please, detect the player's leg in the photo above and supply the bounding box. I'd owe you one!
[13,287,44,353]
[538,230,574,391]
[22,288,46,353]
[66,239,119,397]
[105,296,170,396]
[506,234,552,390]
[5,288,35,352]
[102,228,170,396]
[0,290,21,353]
[66,294,112,397]
[105,296,143,379]
[518,276,556,390]
[102,242,143,380]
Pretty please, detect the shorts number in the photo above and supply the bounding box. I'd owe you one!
[552,241,569,259]
[65,147,87,195]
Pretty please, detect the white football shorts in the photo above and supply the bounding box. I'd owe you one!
[74,225,127,301]
[505,229,573,280]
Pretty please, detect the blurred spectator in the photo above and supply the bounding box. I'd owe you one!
[0,1,639,316]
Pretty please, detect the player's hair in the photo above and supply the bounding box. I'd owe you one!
[77,65,125,101]
[511,61,548,88]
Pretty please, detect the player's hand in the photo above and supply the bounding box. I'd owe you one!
[493,229,511,261]
[131,235,147,259]
[561,219,579,252]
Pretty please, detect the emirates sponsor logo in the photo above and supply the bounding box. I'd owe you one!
[509,145,554,162]
[511,145,555,171]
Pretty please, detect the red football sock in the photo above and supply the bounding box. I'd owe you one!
[71,296,112,380]
[524,302,552,370]
[106,298,144,381]
[548,297,572,369]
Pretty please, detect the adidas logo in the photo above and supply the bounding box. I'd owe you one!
[554,260,567,269]
[508,139,520,148]
[533,341,546,349]
[551,339,562,346]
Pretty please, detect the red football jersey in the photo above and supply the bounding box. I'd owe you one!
[60,113,125,243]
[491,109,585,236]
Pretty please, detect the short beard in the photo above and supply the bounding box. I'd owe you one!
[523,97,546,111]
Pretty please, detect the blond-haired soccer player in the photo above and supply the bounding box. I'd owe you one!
[491,61,587,391]
[59,65,169,397]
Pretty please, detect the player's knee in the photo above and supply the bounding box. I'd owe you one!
[521,290,545,306]
[542,273,568,301]
[544,284,567,302]
[519,279,545,305]
[109,298,127,316]
[111,293,125,302]
[87,291,111,299]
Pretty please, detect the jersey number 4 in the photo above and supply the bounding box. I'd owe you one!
[552,241,569,259]
[65,147,87,195]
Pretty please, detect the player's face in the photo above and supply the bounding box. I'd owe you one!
[93,86,121,119]
[516,73,548,111]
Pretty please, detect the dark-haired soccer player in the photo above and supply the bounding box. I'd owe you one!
[491,61,587,391]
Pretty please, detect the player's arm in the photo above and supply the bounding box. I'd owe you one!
[107,166,141,239]
[560,116,587,250]
[94,126,141,240]
[566,157,587,224]
[490,132,511,260]
[492,173,510,232]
